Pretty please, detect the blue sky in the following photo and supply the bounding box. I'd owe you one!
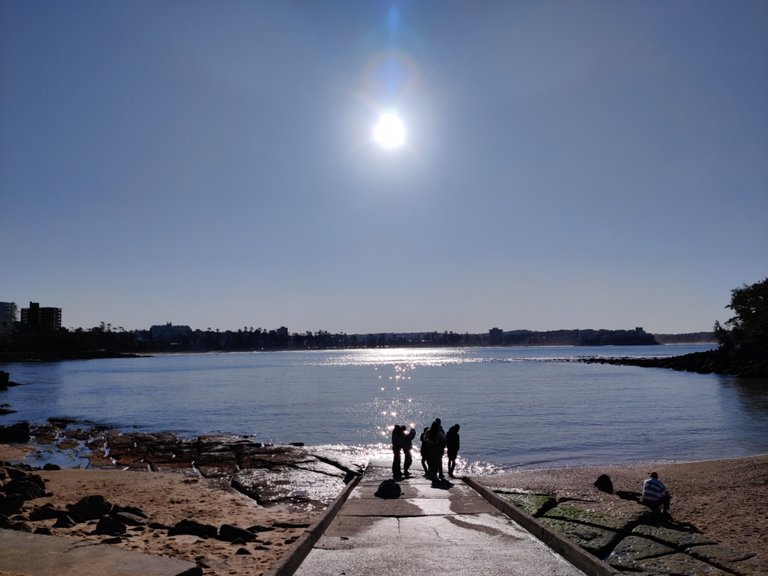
[1,1,766,334]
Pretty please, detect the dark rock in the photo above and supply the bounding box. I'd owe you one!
[113,504,148,518]
[0,422,31,443]
[5,475,47,500]
[236,547,251,555]
[218,523,256,542]
[272,521,310,529]
[0,513,13,529]
[29,503,62,521]
[100,536,123,545]
[53,514,77,528]
[34,527,53,535]
[168,519,217,539]
[0,495,24,515]
[42,463,61,471]
[2,465,30,480]
[148,521,170,530]
[68,495,113,520]
[593,473,614,493]
[96,516,127,535]
[11,520,32,532]
[112,510,149,526]
[247,524,273,533]
[48,417,76,427]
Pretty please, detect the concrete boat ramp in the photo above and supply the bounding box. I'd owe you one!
[272,458,613,576]
[0,458,613,576]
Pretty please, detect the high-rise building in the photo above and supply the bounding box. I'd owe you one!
[20,302,62,332]
[0,302,17,333]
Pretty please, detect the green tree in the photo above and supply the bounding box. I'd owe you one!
[715,277,768,360]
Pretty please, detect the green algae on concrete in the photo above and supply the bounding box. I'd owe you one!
[621,552,732,576]
[632,524,719,549]
[537,516,619,557]
[491,491,555,517]
[607,535,676,569]
[542,501,641,532]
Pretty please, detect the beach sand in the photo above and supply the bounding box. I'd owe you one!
[2,442,767,574]
[476,454,768,563]
[1,443,318,576]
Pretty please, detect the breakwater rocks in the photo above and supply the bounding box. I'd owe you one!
[581,349,768,378]
[489,485,767,575]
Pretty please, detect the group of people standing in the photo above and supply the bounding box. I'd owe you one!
[391,418,460,481]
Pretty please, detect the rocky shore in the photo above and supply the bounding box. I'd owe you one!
[2,420,767,576]
[0,421,366,576]
[581,348,768,378]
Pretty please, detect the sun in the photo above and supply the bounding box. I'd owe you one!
[372,110,406,150]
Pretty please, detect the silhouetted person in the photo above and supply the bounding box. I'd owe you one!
[391,425,404,479]
[401,426,416,477]
[446,424,460,478]
[642,471,671,514]
[419,427,429,475]
[425,418,446,481]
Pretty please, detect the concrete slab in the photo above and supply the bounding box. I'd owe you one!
[292,460,587,576]
[0,529,201,576]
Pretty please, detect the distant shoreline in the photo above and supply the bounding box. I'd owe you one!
[0,341,716,365]
[0,350,143,363]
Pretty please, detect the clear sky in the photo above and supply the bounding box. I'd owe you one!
[1,1,766,334]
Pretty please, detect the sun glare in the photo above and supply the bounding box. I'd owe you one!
[372,111,406,150]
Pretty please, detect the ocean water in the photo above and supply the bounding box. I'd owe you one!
[2,345,768,473]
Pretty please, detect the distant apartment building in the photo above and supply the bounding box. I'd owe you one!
[150,323,192,343]
[20,302,62,332]
[0,302,17,334]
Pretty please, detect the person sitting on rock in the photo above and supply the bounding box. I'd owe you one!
[642,471,671,514]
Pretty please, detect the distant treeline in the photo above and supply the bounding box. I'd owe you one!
[652,332,715,344]
[0,324,667,361]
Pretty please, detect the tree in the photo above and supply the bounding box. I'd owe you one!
[715,278,768,349]
[714,277,768,374]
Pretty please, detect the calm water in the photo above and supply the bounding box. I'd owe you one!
[3,345,768,473]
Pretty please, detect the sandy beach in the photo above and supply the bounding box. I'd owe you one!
[2,441,767,575]
[476,454,768,565]
[0,443,322,576]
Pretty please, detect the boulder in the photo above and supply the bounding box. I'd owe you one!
[112,510,149,526]
[53,514,77,528]
[4,475,47,500]
[29,503,62,521]
[68,495,113,521]
[96,516,127,535]
[0,422,31,443]
[218,523,256,542]
[0,495,24,515]
[168,519,217,539]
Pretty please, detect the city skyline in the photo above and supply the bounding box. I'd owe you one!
[2,2,766,334]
